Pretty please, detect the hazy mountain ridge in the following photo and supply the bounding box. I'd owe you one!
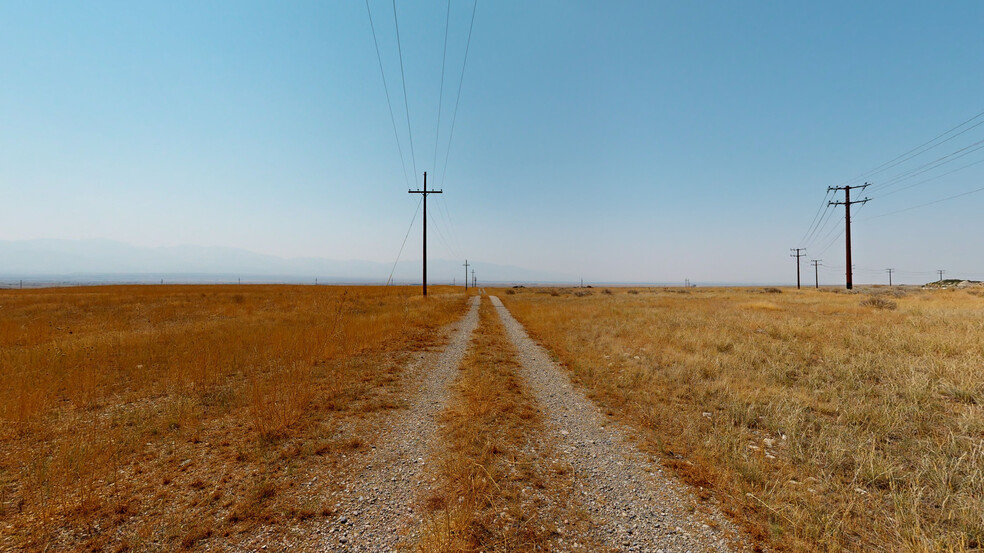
[0,239,573,284]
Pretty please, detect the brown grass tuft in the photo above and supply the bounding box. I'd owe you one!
[498,286,984,552]
[0,284,468,551]
[415,299,555,552]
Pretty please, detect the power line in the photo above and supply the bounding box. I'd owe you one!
[438,0,478,188]
[808,204,844,253]
[803,199,838,250]
[432,0,451,175]
[365,0,411,189]
[799,189,832,246]
[815,198,871,259]
[435,193,463,257]
[392,0,419,187]
[868,138,984,194]
[790,248,805,289]
[408,172,443,296]
[876,156,984,199]
[861,183,984,222]
[387,196,423,286]
[842,108,984,186]
[827,184,870,289]
[426,204,459,259]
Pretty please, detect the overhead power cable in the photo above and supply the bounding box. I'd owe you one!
[868,138,984,193]
[799,189,832,246]
[861,184,984,222]
[842,108,984,186]
[815,202,868,259]
[803,200,838,250]
[432,0,451,175]
[365,0,411,189]
[438,0,478,188]
[877,156,984,199]
[392,0,419,186]
[387,196,423,286]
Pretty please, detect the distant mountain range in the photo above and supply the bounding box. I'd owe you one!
[0,239,574,285]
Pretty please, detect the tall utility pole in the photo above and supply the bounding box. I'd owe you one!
[790,248,805,289]
[463,260,470,291]
[828,183,871,290]
[471,269,476,289]
[937,269,945,283]
[408,171,443,296]
[811,259,821,289]
[886,268,895,286]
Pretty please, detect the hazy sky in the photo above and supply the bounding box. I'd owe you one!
[2,1,983,284]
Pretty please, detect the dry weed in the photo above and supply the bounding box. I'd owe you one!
[416,300,555,552]
[498,286,984,552]
[0,284,468,551]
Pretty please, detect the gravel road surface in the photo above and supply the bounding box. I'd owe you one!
[317,296,480,552]
[490,295,750,553]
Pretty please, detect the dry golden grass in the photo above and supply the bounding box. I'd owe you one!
[416,299,559,552]
[0,284,468,552]
[498,286,984,552]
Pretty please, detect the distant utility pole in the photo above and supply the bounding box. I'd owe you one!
[408,171,443,297]
[811,259,821,289]
[685,278,690,288]
[886,268,895,286]
[472,269,476,289]
[463,259,470,291]
[937,269,945,283]
[790,248,805,289]
[828,183,871,290]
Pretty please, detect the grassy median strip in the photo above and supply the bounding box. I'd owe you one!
[499,286,984,552]
[415,298,579,552]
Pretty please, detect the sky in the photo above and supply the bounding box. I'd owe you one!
[2,1,983,285]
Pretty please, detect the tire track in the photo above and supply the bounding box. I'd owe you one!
[313,296,481,552]
[490,295,751,552]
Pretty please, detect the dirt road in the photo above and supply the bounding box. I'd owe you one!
[306,295,751,552]
[490,295,748,552]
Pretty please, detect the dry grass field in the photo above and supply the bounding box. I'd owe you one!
[498,286,984,552]
[0,285,468,551]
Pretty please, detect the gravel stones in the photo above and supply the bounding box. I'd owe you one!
[490,295,751,552]
[319,297,480,552]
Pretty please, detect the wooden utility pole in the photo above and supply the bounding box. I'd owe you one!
[886,268,895,286]
[463,259,470,291]
[408,171,442,296]
[471,269,476,289]
[811,259,821,289]
[828,183,871,290]
[790,248,805,289]
[937,269,945,283]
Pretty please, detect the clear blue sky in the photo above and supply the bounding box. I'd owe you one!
[2,1,983,284]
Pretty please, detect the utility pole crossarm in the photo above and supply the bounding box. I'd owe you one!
[790,248,805,289]
[827,183,873,290]
[408,171,443,297]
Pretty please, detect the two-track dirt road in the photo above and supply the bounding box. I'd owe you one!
[307,295,752,552]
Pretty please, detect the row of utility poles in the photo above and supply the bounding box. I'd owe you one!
[409,171,475,296]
